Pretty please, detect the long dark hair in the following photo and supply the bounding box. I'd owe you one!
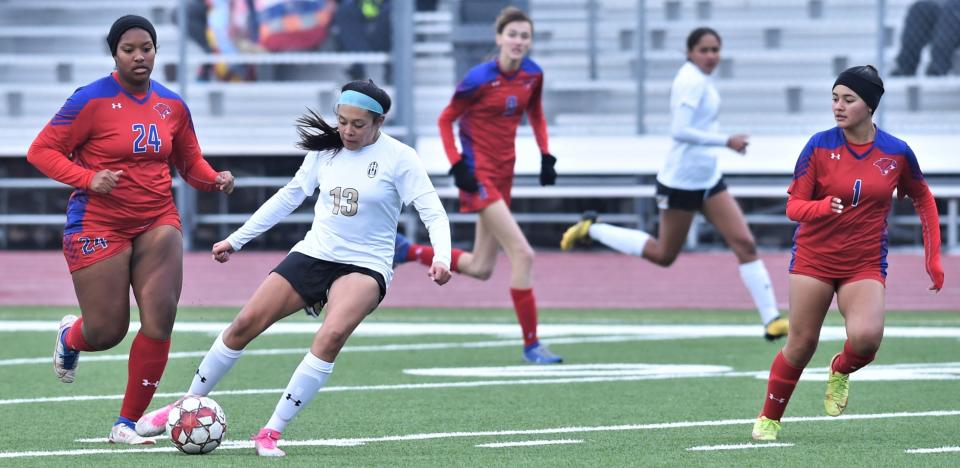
[295,80,391,153]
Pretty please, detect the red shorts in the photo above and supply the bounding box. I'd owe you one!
[790,257,886,289]
[459,174,513,213]
[62,205,182,273]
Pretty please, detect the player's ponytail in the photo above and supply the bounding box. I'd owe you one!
[295,109,344,154]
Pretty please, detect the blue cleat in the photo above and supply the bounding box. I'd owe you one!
[393,233,412,266]
[523,341,563,364]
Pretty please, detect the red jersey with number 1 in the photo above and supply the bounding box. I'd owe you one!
[438,58,550,180]
[788,126,930,277]
[27,72,219,234]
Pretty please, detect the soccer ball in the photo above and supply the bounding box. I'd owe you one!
[166,396,227,454]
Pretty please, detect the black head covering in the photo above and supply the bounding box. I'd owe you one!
[833,65,884,112]
[106,15,157,56]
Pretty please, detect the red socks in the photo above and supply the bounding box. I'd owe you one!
[407,244,464,273]
[832,341,876,374]
[120,332,171,421]
[509,288,539,347]
[761,351,804,421]
[65,317,96,352]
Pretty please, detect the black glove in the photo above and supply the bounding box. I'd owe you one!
[539,153,557,186]
[449,159,479,193]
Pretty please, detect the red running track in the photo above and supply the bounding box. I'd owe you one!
[0,251,956,311]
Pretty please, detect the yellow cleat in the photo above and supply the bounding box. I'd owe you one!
[560,211,597,251]
[764,316,789,341]
[824,353,850,416]
[751,416,781,441]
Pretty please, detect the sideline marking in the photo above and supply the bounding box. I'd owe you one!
[687,443,794,451]
[476,439,583,448]
[905,446,960,454]
[5,409,958,459]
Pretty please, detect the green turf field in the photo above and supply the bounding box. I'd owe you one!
[1,307,959,467]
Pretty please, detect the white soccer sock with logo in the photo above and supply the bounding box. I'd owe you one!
[588,223,651,256]
[265,352,334,432]
[187,331,243,396]
[738,259,781,324]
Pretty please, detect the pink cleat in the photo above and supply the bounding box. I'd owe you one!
[135,395,186,437]
[252,428,285,457]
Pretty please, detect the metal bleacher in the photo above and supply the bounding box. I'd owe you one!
[1,0,959,252]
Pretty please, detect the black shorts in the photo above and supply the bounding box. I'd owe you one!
[655,178,727,211]
[272,252,387,317]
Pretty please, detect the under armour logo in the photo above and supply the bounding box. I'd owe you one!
[112,103,122,109]
[196,369,207,383]
[285,393,302,406]
[142,379,160,387]
[830,153,841,160]
[768,393,786,404]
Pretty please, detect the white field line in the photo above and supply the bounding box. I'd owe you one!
[476,439,583,448]
[0,334,658,367]
[4,320,960,340]
[687,443,794,451]
[3,409,958,459]
[905,446,960,454]
[0,371,759,407]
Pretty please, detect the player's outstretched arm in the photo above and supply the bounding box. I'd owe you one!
[211,240,235,263]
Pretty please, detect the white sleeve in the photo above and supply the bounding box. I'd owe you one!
[411,191,451,268]
[670,104,728,146]
[226,182,308,251]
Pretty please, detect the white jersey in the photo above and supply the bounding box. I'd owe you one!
[657,60,729,190]
[226,133,451,287]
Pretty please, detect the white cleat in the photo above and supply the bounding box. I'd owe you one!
[109,423,156,445]
[136,396,185,437]
[53,314,79,383]
[252,428,285,457]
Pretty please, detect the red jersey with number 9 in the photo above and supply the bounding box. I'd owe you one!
[27,72,219,234]
[787,126,930,277]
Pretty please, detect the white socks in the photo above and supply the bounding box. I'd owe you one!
[738,259,781,324]
[188,332,243,396]
[588,223,651,256]
[265,352,334,433]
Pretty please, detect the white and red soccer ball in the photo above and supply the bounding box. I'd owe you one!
[166,396,227,454]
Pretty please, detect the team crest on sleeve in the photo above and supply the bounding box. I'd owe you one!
[874,158,898,175]
[367,161,378,178]
[153,102,172,119]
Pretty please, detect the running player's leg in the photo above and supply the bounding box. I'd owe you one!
[394,232,466,272]
[451,213,500,280]
[59,246,134,382]
[138,271,306,436]
[641,208,694,266]
[116,225,181,444]
[826,278,884,416]
[702,190,784,335]
[254,273,380,457]
[753,274,832,440]
[475,201,560,363]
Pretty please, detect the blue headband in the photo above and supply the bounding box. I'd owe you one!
[337,90,384,115]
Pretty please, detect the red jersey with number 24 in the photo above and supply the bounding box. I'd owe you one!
[27,72,219,234]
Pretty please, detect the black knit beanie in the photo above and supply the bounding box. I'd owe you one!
[833,65,884,112]
[106,15,157,56]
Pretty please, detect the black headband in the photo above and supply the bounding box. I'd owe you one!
[833,66,884,112]
[107,15,157,56]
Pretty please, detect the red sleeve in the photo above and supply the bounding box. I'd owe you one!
[785,195,834,222]
[171,109,219,191]
[26,97,97,189]
[526,75,550,155]
[437,96,471,166]
[900,146,944,290]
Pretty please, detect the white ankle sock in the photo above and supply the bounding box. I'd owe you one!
[588,223,651,256]
[187,332,243,396]
[738,259,781,324]
[265,352,334,432]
